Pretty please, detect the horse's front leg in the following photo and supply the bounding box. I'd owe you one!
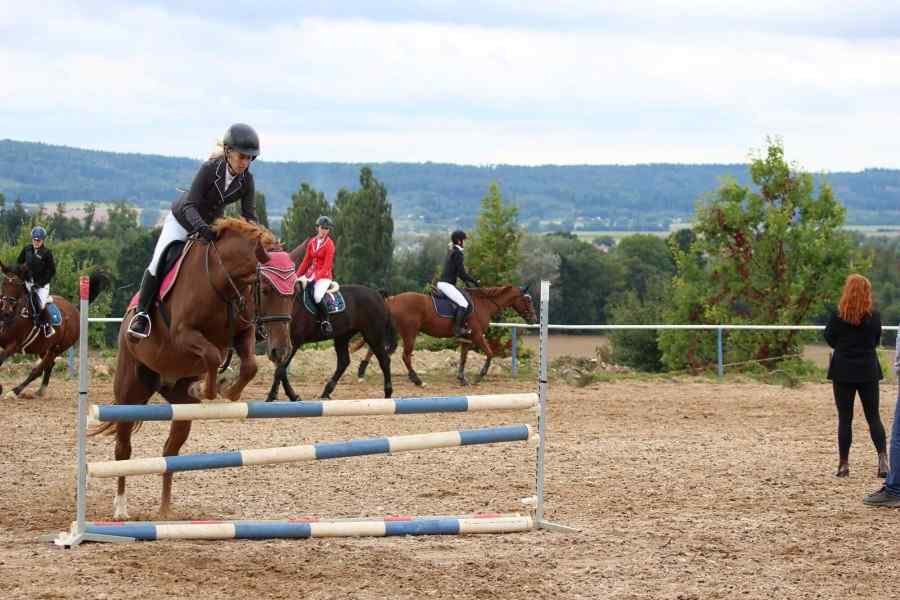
[457,345,469,386]
[470,327,493,385]
[181,330,226,401]
[220,329,257,402]
[12,350,56,398]
[0,341,20,368]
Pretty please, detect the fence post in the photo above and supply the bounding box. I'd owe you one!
[511,327,518,378]
[717,327,724,378]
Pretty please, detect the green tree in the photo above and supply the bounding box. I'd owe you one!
[612,234,676,301]
[556,243,625,325]
[333,167,394,287]
[224,192,270,231]
[659,140,867,371]
[280,183,330,250]
[608,277,670,371]
[467,182,522,285]
[391,233,447,292]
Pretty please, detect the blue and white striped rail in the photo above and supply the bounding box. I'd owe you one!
[90,393,538,422]
[84,514,533,540]
[87,424,533,478]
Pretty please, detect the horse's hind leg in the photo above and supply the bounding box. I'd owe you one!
[114,421,136,519]
[401,333,424,387]
[320,336,352,399]
[158,378,194,518]
[35,357,55,398]
[372,347,393,398]
[11,352,55,398]
[357,349,373,381]
[457,345,470,386]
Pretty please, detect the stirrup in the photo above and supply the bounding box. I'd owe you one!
[42,323,55,338]
[127,312,151,339]
[320,321,333,336]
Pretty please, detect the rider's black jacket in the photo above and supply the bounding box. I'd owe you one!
[171,157,257,233]
[17,245,56,287]
[439,245,478,287]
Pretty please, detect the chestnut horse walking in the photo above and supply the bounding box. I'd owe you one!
[90,218,295,519]
[0,266,109,399]
[357,285,537,386]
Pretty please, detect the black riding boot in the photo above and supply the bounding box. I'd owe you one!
[453,307,471,342]
[39,306,55,337]
[317,300,333,337]
[127,271,159,339]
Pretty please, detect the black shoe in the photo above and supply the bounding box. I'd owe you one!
[127,271,159,339]
[316,301,333,337]
[128,312,151,338]
[863,487,900,507]
[452,307,471,343]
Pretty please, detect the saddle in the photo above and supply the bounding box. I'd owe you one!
[26,292,62,326]
[127,240,192,312]
[430,286,474,319]
[297,277,346,315]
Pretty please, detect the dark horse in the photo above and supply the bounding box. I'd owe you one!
[264,239,397,402]
[357,285,537,386]
[89,218,295,519]
[0,264,109,399]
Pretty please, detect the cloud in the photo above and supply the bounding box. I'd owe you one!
[2,1,899,169]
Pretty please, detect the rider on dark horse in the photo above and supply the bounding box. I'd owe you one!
[295,215,336,338]
[437,230,480,343]
[17,226,57,338]
[128,123,260,339]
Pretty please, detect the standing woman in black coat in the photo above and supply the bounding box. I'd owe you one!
[127,123,260,339]
[825,273,888,478]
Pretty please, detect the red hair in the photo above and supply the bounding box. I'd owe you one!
[838,274,873,326]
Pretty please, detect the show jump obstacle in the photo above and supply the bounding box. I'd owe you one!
[44,279,573,546]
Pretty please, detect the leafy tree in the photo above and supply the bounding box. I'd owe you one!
[48,203,84,241]
[608,277,670,371]
[658,140,868,371]
[467,182,522,286]
[556,243,625,325]
[612,234,676,301]
[391,233,447,293]
[333,167,394,287]
[280,183,330,250]
[255,192,269,230]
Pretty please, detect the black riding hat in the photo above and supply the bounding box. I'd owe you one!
[316,215,334,229]
[223,123,260,157]
[451,230,467,244]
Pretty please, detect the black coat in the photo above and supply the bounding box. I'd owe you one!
[439,245,478,287]
[171,157,257,233]
[824,310,883,382]
[17,245,56,288]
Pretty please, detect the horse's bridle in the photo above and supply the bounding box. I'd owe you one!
[204,240,292,340]
[0,276,30,329]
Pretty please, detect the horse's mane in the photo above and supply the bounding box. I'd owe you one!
[466,285,512,298]
[211,218,279,251]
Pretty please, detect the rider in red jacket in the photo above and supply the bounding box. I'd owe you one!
[296,215,336,336]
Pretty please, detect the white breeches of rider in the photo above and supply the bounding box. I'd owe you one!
[148,212,190,276]
[436,281,468,309]
[25,282,50,310]
[313,278,332,303]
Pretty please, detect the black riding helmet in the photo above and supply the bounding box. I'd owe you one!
[223,123,260,157]
[316,215,334,229]
[451,230,467,245]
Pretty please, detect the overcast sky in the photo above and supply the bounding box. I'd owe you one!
[3,1,899,170]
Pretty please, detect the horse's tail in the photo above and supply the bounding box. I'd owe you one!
[85,271,111,305]
[88,420,144,438]
[384,311,398,355]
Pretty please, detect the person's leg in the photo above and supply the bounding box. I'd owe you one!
[436,282,470,340]
[36,285,53,336]
[128,213,186,338]
[885,388,900,494]
[858,380,888,476]
[313,278,333,337]
[833,381,856,476]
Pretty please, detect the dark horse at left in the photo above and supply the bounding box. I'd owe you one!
[265,239,397,402]
[0,263,109,399]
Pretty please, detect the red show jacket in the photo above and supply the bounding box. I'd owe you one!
[297,235,335,280]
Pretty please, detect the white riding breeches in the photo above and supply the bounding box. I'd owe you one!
[436,281,468,309]
[313,278,333,303]
[25,282,50,310]
[148,211,190,276]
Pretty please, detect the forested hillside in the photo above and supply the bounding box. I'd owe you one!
[2,139,899,231]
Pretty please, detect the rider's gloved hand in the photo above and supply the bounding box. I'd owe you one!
[197,225,217,242]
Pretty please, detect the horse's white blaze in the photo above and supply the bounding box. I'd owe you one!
[113,494,128,520]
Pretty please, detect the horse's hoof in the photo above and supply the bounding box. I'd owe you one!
[458,379,468,387]
[265,396,276,403]
[187,382,205,401]
[356,377,365,383]
[4,390,15,400]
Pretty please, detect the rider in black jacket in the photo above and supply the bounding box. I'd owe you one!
[127,123,260,338]
[437,230,480,341]
[17,226,57,336]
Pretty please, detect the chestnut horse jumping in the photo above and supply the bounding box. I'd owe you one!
[0,266,109,399]
[357,285,537,386]
[90,218,295,519]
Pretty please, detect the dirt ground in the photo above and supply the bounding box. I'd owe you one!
[1,349,899,600]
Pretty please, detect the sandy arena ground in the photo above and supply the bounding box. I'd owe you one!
[1,348,899,599]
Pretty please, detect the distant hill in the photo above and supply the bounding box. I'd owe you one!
[1,139,898,232]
